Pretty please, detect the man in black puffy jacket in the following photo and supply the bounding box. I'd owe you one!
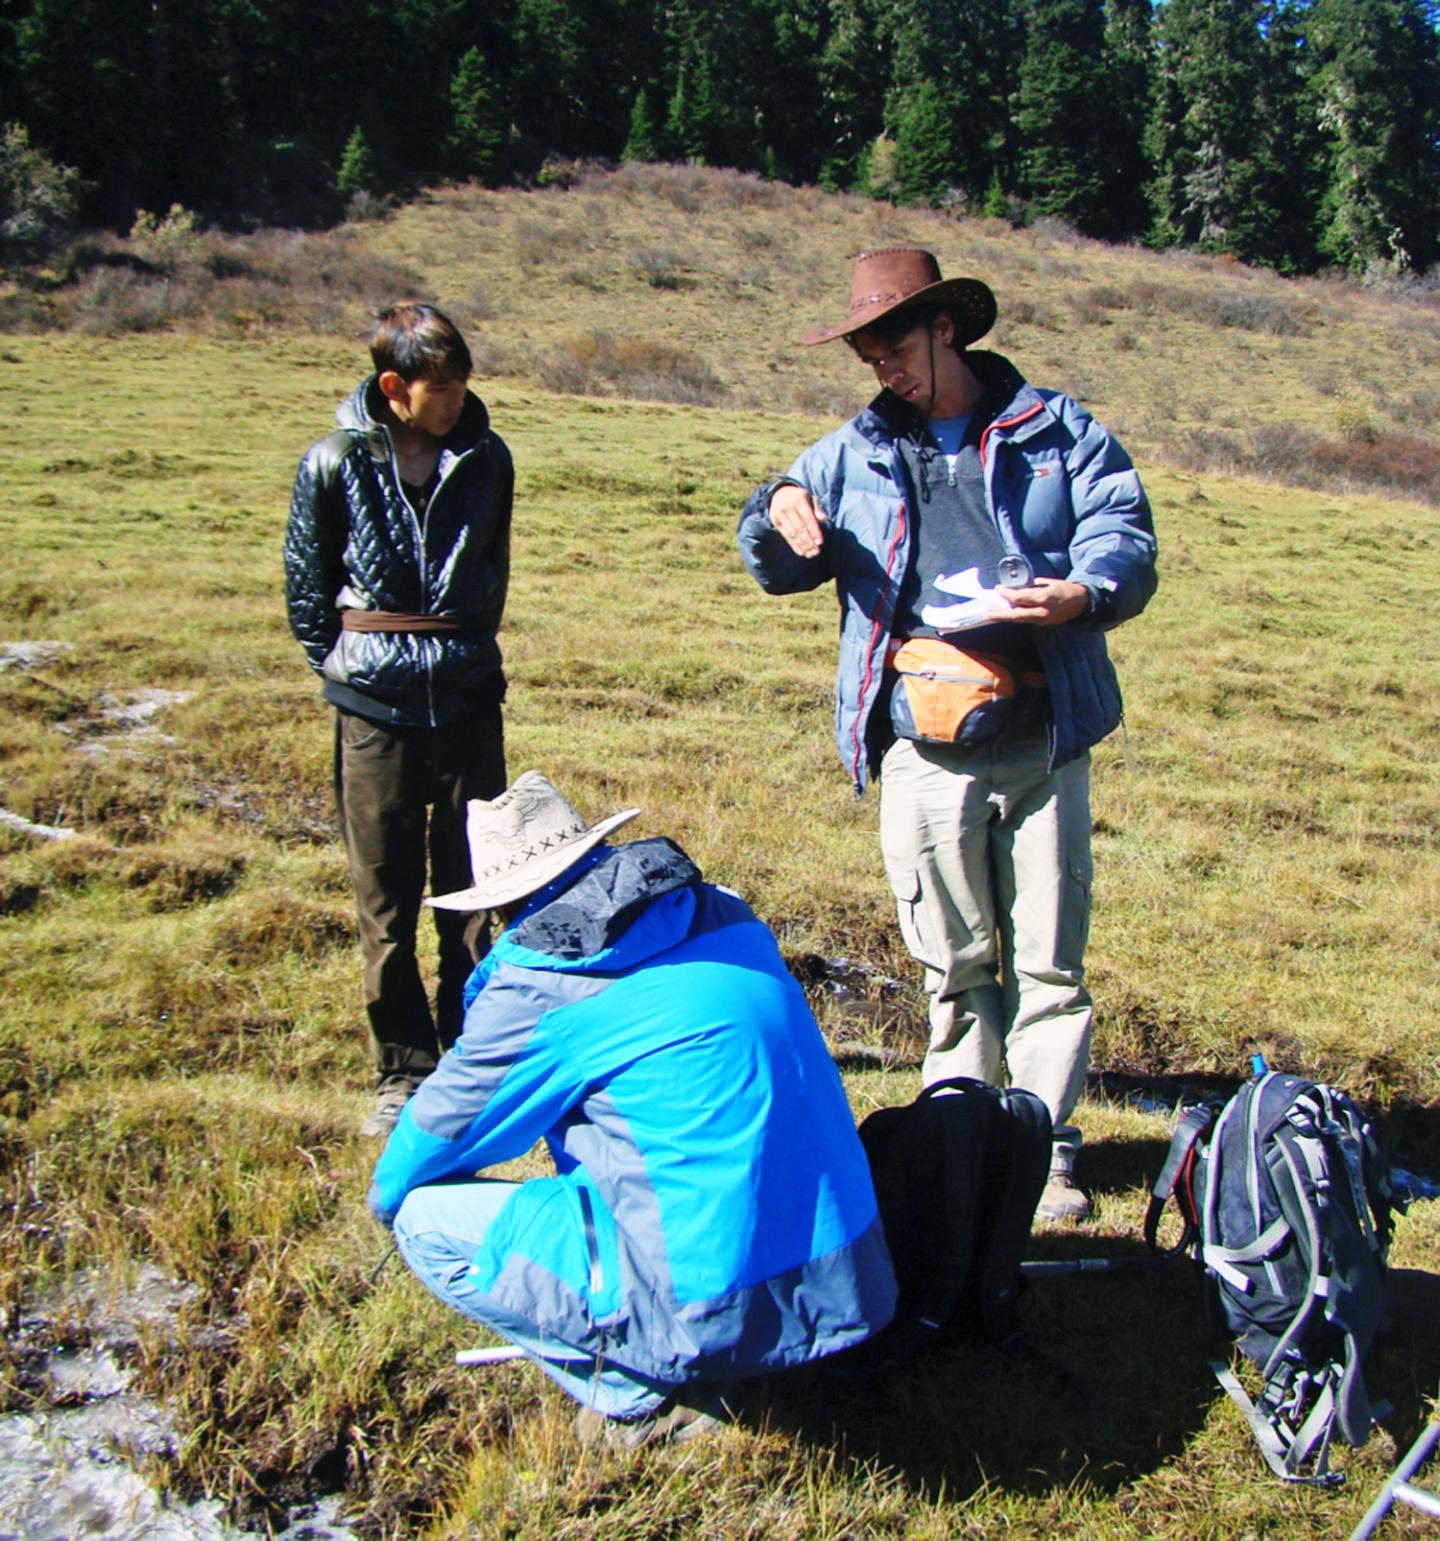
[284,303,512,1136]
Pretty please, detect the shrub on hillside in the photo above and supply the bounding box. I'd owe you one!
[596,161,795,213]
[1,122,85,264]
[1310,432,1440,503]
[1070,284,1131,325]
[1124,277,1311,336]
[1206,291,1307,335]
[18,225,421,335]
[513,216,592,268]
[1333,399,1379,444]
[70,267,176,333]
[627,246,692,289]
[1246,421,1317,477]
[1189,419,1440,506]
[539,331,725,405]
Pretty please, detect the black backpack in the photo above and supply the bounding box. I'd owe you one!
[858,1076,1052,1358]
[1145,1071,1403,1485]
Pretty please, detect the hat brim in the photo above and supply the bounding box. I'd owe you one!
[425,807,641,912]
[802,276,997,348]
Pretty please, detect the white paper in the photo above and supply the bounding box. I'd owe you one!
[919,566,1018,633]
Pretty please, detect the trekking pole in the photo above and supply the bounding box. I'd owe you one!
[1021,1256,1173,1278]
[369,1242,398,1285]
[455,1345,528,1367]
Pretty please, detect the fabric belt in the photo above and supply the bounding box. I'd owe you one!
[885,636,1047,690]
[340,610,491,634]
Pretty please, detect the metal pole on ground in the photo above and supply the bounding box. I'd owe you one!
[1349,1415,1440,1540]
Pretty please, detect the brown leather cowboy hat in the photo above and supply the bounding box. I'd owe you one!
[802,247,997,347]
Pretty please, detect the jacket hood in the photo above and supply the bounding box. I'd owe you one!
[335,375,491,456]
[494,838,702,974]
[855,350,1039,449]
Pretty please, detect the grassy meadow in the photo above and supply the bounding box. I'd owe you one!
[2,166,1440,1537]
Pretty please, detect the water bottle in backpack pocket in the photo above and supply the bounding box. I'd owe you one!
[1145,1071,1404,1485]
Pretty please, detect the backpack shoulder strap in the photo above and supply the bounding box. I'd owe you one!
[976,1087,1051,1343]
[1211,1359,1344,1486]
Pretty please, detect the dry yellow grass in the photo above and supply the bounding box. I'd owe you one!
[1,168,1438,1536]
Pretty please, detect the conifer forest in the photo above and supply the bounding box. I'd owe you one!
[3,0,1439,278]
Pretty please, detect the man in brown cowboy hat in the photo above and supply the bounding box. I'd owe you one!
[285,303,512,1137]
[737,248,1158,1221]
[368,771,896,1445]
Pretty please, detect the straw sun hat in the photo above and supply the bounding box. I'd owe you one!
[427,771,639,912]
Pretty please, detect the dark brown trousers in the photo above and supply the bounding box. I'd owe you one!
[334,704,506,1094]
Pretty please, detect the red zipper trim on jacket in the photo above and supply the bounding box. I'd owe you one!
[849,501,908,787]
[979,401,1044,467]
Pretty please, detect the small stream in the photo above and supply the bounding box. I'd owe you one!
[0,1267,360,1541]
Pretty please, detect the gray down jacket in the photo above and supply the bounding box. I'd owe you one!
[737,353,1158,787]
[284,377,513,727]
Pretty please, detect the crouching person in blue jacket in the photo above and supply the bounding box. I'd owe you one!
[368,771,897,1445]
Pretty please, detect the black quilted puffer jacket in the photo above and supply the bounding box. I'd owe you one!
[284,377,513,727]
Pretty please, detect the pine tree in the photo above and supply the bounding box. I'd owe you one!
[893,80,964,205]
[1235,0,1327,271]
[1145,0,1267,255]
[448,48,508,183]
[665,60,701,162]
[336,126,379,200]
[756,0,829,182]
[883,0,1018,203]
[18,0,165,216]
[1101,0,1155,240]
[507,0,645,160]
[623,90,661,162]
[982,168,1012,221]
[1310,0,1440,273]
[1015,0,1113,233]
[664,0,763,169]
[817,0,887,190]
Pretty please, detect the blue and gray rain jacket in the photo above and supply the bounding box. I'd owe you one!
[369,838,897,1386]
[737,351,1158,789]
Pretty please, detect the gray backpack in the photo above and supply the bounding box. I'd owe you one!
[1146,1070,1403,1485]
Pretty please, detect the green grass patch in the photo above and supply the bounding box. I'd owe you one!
[0,330,1437,1536]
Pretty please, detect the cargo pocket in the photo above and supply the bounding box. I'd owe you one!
[886,862,947,975]
[1056,856,1092,971]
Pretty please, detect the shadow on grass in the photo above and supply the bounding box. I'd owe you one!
[1373,1267,1440,1443]
[755,1256,1212,1497]
[1091,1068,1440,1191]
[751,1128,1440,1502]
[746,1132,1213,1500]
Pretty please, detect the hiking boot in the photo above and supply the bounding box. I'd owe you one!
[574,1388,733,1450]
[1037,1171,1092,1223]
[359,1087,412,1139]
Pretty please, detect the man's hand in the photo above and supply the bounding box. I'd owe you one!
[768,485,828,559]
[996,578,1090,626]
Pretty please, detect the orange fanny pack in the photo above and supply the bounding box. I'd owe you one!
[886,637,1046,746]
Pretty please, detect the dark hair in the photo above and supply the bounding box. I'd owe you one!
[369,303,472,381]
[844,302,955,354]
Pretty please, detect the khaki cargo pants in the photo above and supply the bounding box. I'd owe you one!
[878,724,1093,1173]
